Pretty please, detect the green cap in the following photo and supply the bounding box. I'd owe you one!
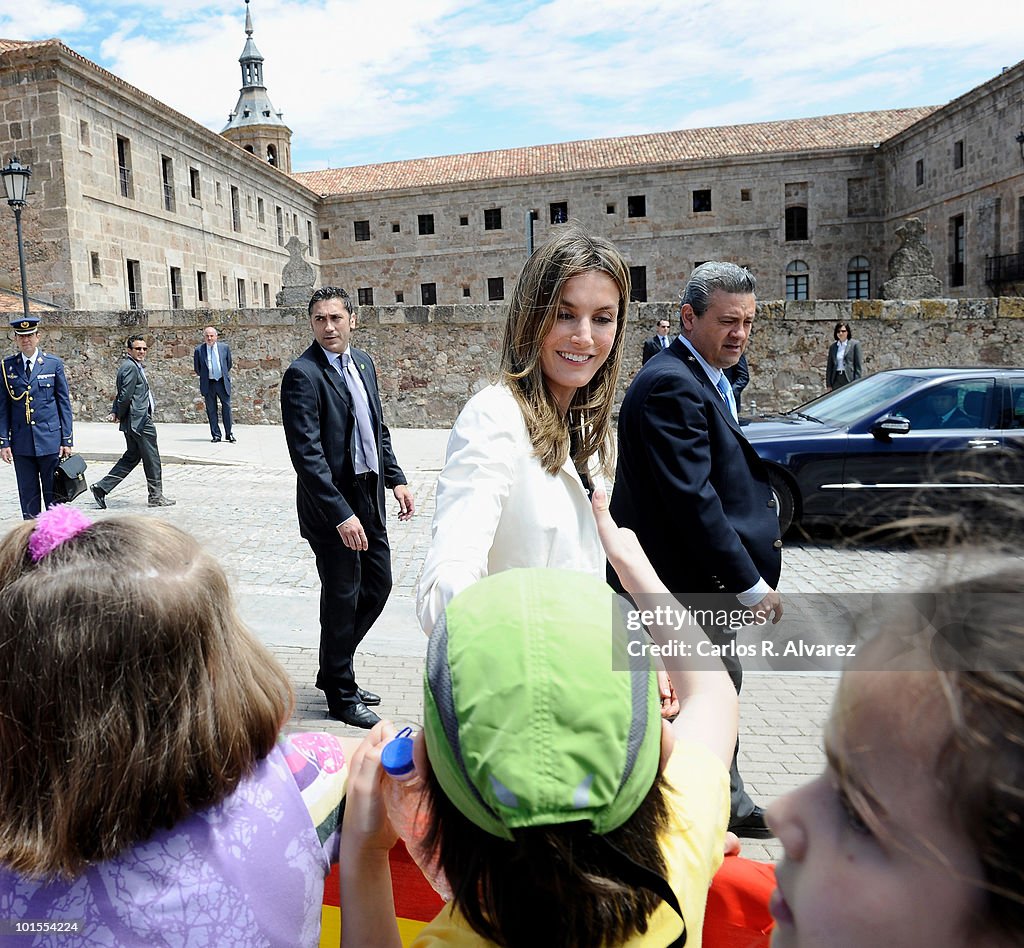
[423,568,662,841]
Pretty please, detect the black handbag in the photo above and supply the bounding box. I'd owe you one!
[52,454,88,504]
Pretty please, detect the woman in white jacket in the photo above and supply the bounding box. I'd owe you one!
[417,223,630,635]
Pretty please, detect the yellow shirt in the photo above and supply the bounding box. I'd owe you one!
[409,738,730,946]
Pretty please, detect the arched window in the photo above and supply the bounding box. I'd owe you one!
[267,144,278,166]
[847,256,870,299]
[785,260,809,301]
[244,144,255,154]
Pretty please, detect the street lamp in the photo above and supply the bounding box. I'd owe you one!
[1,155,32,321]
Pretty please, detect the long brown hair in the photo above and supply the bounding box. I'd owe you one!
[0,516,293,879]
[499,222,630,478]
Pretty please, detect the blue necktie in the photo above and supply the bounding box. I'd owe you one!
[716,374,737,421]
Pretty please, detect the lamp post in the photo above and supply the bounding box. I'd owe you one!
[1,156,32,321]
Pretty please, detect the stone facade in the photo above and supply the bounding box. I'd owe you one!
[1,28,1022,318]
[0,40,320,312]
[29,298,1024,431]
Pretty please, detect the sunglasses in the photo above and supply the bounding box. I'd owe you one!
[131,346,148,351]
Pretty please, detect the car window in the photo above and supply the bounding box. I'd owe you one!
[893,379,993,430]
[1004,380,1024,430]
[794,374,924,426]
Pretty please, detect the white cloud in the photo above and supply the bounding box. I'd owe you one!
[29,0,1024,168]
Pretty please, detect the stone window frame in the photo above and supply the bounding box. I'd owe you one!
[785,259,810,300]
[487,277,505,301]
[627,194,647,218]
[354,219,371,242]
[629,265,647,302]
[846,256,870,299]
[189,166,201,202]
[785,205,809,242]
[953,139,965,170]
[169,266,183,309]
[357,287,374,306]
[196,270,207,303]
[484,207,502,230]
[550,201,569,224]
[418,213,436,236]
[915,158,925,188]
[692,189,712,213]
[89,251,101,282]
[421,282,437,305]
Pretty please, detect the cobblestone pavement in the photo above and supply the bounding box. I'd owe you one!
[3,422,1015,863]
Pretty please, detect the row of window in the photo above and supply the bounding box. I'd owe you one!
[108,129,314,253]
[785,257,872,301]
[345,200,811,243]
[349,256,874,308]
[117,257,276,310]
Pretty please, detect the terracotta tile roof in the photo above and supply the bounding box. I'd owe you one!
[294,108,937,196]
[0,289,59,314]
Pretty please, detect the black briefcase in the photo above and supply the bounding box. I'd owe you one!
[52,454,88,504]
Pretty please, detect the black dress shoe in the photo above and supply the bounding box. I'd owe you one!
[728,805,775,839]
[211,437,221,443]
[91,486,106,509]
[226,434,237,443]
[357,687,381,706]
[328,701,381,729]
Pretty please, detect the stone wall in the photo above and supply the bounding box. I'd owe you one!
[31,298,1024,429]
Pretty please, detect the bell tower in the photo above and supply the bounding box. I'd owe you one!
[221,0,292,172]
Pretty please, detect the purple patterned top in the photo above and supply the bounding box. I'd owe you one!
[0,732,347,947]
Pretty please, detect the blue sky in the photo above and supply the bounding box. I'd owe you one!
[7,0,1024,172]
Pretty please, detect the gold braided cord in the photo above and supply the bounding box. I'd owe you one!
[2,361,32,425]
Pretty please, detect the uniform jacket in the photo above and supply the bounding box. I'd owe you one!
[193,342,232,396]
[0,351,73,455]
[610,338,782,598]
[280,343,406,545]
[110,357,153,433]
[415,383,604,634]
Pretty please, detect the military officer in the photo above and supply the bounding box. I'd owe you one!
[0,316,74,519]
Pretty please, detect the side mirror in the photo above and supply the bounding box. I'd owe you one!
[871,415,912,439]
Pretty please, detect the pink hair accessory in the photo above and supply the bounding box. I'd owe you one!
[28,505,93,562]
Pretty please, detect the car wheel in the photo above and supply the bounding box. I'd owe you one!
[769,471,795,535]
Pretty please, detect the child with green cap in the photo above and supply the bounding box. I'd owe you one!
[340,490,738,947]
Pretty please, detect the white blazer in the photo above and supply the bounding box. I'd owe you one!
[416,384,605,634]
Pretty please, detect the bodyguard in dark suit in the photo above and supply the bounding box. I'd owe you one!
[723,352,749,413]
[281,287,415,728]
[194,326,235,443]
[610,262,783,838]
[91,334,175,508]
[641,317,672,364]
[0,316,74,519]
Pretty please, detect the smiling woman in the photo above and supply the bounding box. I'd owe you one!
[416,222,630,635]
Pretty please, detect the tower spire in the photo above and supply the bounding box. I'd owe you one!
[221,0,292,172]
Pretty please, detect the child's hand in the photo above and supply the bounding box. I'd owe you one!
[343,721,400,855]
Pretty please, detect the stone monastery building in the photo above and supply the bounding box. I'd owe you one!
[1,2,1022,312]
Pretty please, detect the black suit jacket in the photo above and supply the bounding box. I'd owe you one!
[610,338,782,597]
[641,335,669,365]
[280,343,406,544]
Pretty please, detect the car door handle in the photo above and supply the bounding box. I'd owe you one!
[967,439,999,447]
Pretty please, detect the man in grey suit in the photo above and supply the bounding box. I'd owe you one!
[92,334,175,508]
[194,326,235,443]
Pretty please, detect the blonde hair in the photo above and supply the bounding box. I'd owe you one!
[499,222,630,477]
[0,516,293,879]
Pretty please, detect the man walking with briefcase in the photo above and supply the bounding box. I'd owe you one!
[0,315,75,519]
